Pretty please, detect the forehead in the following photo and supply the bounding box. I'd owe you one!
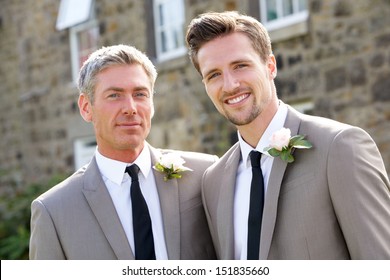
[96,64,151,90]
[197,33,258,74]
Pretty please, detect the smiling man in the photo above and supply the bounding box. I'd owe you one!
[186,11,390,260]
[29,45,217,260]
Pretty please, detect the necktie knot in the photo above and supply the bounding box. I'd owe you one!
[249,150,261,168]
[126,164,140,182]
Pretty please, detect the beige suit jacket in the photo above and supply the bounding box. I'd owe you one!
[30,144,217,259]
[202,104,390,259]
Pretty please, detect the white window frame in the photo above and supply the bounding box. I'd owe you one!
[56,0,94,30]
[69,19,99,84]
[260,0,309,32]
[153,0,186,62]
[73,136,97,170]
[56,0,98,84]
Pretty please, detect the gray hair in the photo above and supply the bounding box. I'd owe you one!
[78,44,157,103]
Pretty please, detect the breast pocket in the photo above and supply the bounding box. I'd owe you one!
[279,173,316,197]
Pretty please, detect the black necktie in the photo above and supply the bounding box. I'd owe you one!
[125,164,156,260]
[247,150,264,260]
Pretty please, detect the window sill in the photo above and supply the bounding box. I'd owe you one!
[265,11,309,42]
[155,51,188,71]
[155,47,187,64]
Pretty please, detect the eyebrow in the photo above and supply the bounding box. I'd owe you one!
[103,85,150,93]
[202,59,251,78]
[103,86,125,93]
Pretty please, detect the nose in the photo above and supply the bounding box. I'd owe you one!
[222,71,239,94]
[122,95,137,115]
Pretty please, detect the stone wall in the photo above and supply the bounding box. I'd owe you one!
[0,0,389,190]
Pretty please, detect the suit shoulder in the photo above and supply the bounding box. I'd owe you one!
[298,113,372,142]
[204,142,240,176]
[158,149,218,163]
[33,165,87,203]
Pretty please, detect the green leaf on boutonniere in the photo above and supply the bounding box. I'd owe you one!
[267,148,281,157]
[264,128,313,164]
[281,150,294,163]
[293,139,313,149]
[153,153,193,181]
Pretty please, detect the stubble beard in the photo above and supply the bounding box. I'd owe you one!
[223,98,262,126]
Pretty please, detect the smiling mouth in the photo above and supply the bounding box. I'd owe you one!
[225,93,250,105]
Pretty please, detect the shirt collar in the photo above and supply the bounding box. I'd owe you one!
[133,144,152,179]
[238,101,288,168]
[95,143,152,186]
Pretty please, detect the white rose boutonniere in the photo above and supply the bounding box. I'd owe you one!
[153,153,193,181]
[264,128,312,163]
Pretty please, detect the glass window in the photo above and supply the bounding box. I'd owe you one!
[153,0,186,61]
[56,0,99,84]
[69,20,99,84]
[74,136,97,170]
[260,0,308,31]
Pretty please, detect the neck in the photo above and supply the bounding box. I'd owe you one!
[98,143,145,163]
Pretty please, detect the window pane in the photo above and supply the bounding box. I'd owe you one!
[267,0,278,21]
[158,4,164,26]
[154,0,185,59]
[160,31,167,52]
[77,26,98,69]
[298,0,307,12]
[260,0,309,34]
[173,27,181,49]
[283,0,293,16]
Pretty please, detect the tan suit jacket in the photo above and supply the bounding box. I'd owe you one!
[202,104,390,259]
[30,144,217,259]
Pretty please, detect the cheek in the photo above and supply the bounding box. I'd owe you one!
[205,84,219,102]
[150,101,155,118]
[91,106,115,129]
[140,103,153,125]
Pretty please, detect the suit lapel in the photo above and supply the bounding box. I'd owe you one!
[259,105,301,259]
[82,157,134,260]
[218,143,241,259]
[149,145,181,260]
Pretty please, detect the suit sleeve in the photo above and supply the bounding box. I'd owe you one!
[30,199,66,259]
[327,126,390,259]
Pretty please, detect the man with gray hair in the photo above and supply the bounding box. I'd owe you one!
[30,44,217,260]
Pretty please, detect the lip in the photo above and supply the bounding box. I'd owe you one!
[224,93,250,105]
[116,121,141,127]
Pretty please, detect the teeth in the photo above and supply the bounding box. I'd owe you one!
[226,94,248,104]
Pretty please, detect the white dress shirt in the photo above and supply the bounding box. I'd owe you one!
[234,102,288,259]
[95,145,168,259]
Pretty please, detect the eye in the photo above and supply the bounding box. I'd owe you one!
[107,92,120,98]
[235,63,248,69]
[134,92,149,98]
[206,72,220,81]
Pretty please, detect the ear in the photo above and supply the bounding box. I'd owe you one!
[78,93,93,122]
[267,54,277,80]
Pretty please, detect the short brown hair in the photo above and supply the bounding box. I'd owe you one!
[186,11,272,74]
